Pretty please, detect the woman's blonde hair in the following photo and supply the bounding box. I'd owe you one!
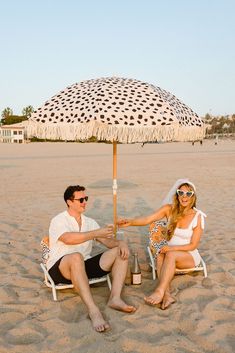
[167,183,197,239]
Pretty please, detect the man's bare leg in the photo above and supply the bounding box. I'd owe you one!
[99,248,136,313]
[59,253,110,332]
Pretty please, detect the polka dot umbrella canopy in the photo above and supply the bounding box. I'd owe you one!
[27,77,205,230]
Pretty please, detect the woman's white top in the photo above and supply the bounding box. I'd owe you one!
[168,208,206,266]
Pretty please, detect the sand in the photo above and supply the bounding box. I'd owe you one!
[0,139,235,353]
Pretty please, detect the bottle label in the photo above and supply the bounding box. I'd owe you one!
[132,273,141,285]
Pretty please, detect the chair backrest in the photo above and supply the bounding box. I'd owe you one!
[40,236,50,265]
[148,220,168,258]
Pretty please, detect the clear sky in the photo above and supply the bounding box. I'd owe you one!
[0,0,234,117]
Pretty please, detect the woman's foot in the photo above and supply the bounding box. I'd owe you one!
[161,293,176,310]
[108,297,136,313]
[144,289,164,306]
[88,309,110,332]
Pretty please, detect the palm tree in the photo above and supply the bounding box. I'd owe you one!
[22,105,34,118]
[1,107,13,119]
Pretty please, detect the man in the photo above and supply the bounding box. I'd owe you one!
[47,185,136,332]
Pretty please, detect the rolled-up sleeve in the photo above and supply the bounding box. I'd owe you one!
[49,218,69,245]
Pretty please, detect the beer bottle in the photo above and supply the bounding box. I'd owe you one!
[131,253,141,285]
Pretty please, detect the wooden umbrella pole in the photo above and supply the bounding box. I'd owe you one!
[113,141,117,236]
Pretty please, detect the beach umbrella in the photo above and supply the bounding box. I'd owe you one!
[27,77,205,232]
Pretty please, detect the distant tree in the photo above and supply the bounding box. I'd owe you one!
[1,107,13,119]
[230,115,235,133]
[204,113,211,121]
[1,115,28,125]
[22,105,34,118]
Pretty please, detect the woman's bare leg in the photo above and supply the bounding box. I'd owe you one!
[156,254,176,309]
[144,251,194,306]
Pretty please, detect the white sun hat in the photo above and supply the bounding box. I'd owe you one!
[161,178,196,206]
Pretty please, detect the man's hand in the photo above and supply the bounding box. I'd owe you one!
[118,240,129,260]
[95,224,114,239]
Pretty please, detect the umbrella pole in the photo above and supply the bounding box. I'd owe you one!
[113,141,117,236]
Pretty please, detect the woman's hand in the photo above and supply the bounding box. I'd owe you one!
[118,240,129,259]
[159,245,171,254]
[117,219,132,228]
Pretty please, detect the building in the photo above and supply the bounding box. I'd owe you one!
[0,124,26,143]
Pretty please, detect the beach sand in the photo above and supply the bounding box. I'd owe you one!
[0,139,234,353]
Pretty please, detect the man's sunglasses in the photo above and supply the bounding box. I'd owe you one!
[176,190,194,198]
[73,196,89,203]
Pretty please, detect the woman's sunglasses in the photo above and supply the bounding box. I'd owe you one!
[73,196,89,203]
[176,189,194,198]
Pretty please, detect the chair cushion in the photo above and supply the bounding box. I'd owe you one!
[148,220,168,258]
[41,236,50,265]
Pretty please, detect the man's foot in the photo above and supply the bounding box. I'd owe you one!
[88,310,110,332]
[144,289,164,306]
[161,294,176,310]
[108,297,136,313]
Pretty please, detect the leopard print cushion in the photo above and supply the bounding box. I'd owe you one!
[40,236,50,264]
[148,220,168,258]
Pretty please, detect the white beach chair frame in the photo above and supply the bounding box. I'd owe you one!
[40,238,112,301]
[147,246,208,281]
[40,263,112,301]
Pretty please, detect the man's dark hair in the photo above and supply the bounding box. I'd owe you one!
[64,185,85,206]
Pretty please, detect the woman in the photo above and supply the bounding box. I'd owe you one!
[117,179,206,309]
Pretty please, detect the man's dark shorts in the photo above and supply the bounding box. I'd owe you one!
[48,252,110,285]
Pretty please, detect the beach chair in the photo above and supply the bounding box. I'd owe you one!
[40,236,112,301]
[147,246,207,280]
[147,220,208,280]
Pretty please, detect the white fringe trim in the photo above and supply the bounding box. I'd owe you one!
[26,121,205,143]
[175,125,206,142]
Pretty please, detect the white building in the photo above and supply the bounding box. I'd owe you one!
[0,124,26,143]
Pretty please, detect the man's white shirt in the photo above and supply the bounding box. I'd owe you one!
[47,211,99,270]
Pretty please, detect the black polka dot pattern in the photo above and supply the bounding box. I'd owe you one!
[28,77,204,142]
[30,77,202,128]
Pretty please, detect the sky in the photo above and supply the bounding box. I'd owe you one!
[0,0,234,117]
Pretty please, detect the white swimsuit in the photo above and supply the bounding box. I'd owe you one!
[168,208,206,266]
